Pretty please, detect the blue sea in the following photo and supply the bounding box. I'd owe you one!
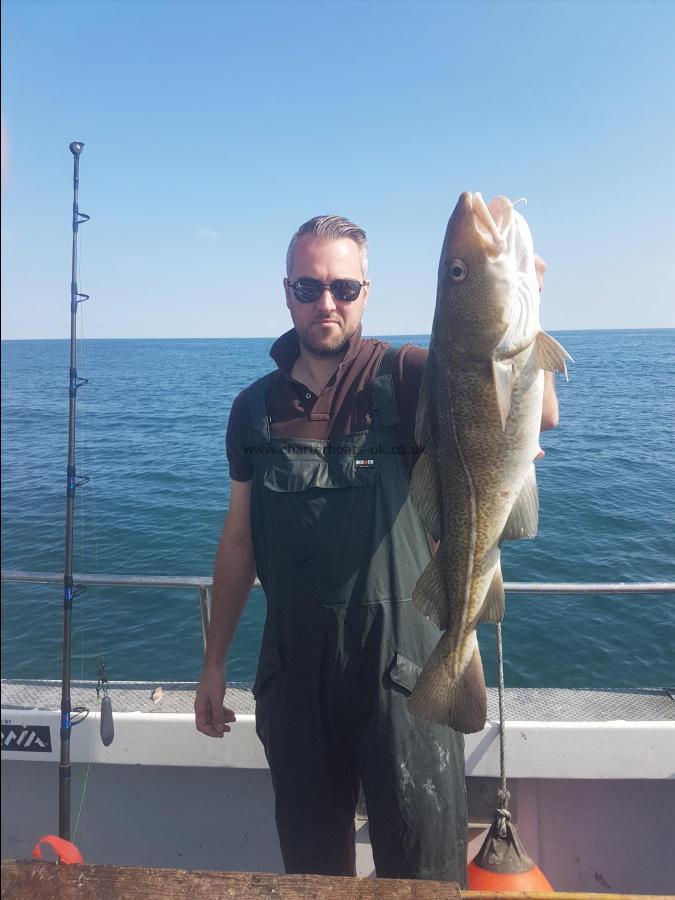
[2,331,674,689]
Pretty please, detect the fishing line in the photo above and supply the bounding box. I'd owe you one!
[77,228,88,567]
[75,224,100,569]
[72,628,93,846]
[78,349,101,569]
[72,750,93,844]
[495,621,510,833]
[78,301,87,567]
[77,227,85,566]
[75,231,103,746]
[72,686,94,846]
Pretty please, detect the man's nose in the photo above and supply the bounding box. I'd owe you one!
[316,287,336,312]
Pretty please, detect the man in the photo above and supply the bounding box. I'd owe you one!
[195,215,558,884]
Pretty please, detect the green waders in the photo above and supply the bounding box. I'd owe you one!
[248,348,467,883]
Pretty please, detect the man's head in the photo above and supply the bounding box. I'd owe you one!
[284,215,370,358]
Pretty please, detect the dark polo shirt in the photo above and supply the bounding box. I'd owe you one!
[226,325,427,483]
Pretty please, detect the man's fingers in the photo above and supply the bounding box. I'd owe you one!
[195,698,219,737]
[195,708,232,737]
[194,670,236,738]
[211,705,236,735]
[195,694,235,737]
[534,254,547,293]
[195,713,221,738]
[197,722,226,738]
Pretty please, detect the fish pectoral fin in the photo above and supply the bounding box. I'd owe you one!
[412,557,450,630]
[492,359,515,431]
[536,330,574,381]
[477,561,505,624]
[407,633,487,734]
[410,448,442,541]
[501,465,539,541]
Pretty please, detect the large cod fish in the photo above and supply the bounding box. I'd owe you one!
[408,191,571,734]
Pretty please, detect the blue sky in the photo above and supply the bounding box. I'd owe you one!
[2,0,674,338]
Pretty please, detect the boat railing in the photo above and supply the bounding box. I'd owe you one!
[1,570,674,652]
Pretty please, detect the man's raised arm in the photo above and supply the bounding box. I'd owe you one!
[194,478,256,737]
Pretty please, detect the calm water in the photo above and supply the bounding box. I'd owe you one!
[2,331,674,688]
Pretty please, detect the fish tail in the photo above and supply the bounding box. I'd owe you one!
[407,632,487,734]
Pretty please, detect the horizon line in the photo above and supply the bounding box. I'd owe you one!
[2,326,674,342]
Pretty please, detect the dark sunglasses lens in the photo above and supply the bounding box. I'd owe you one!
[332,279,362,302]
[292,279,322,303]
[291,278,362,303]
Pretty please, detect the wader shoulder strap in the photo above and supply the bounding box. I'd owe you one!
[246,372,276,445]
[372,345,401,429]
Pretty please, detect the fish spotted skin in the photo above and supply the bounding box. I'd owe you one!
[407,192,571,734]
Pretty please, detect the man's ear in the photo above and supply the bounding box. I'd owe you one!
[362,279,371,310]
[283,277,292,309]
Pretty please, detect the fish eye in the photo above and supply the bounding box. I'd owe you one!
[450,259,467,282]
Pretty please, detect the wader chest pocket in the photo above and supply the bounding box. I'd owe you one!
[253,649,284,699]
[263,459,378,493]
[385,651,422,697]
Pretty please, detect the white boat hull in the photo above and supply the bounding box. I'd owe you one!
[2,680,674,892]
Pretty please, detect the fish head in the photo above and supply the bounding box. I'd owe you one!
[435,192,540,357]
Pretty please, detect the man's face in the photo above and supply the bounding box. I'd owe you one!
[284,235,369,357]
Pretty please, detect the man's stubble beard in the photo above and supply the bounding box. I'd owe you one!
[295,322,356,358]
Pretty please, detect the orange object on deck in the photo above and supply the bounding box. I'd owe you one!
[32,835,84,865]
[467,858,553,890]
[467,812,552,891]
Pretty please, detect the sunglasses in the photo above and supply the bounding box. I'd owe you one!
[288,277,367,304]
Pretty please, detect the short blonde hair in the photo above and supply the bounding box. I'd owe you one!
[286,215,368,278]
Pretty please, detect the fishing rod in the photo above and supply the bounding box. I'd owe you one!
[59,140,90,841]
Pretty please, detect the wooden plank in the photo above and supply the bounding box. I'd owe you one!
[0,861,462,899]
[3,862,666,900]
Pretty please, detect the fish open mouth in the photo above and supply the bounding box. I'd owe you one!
[470,192,511,258]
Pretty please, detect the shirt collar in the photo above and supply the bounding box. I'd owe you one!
[270,324,363,376]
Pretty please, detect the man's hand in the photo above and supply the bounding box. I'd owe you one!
[195,663,237,737]
[534,254,547,293]
[533,253,559,434]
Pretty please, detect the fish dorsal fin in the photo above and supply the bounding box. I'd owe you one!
[536,331,574,381]
[492,359,515,431]
[410,448,442,541]
[501,464,539,541]
[477,560,505,624]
